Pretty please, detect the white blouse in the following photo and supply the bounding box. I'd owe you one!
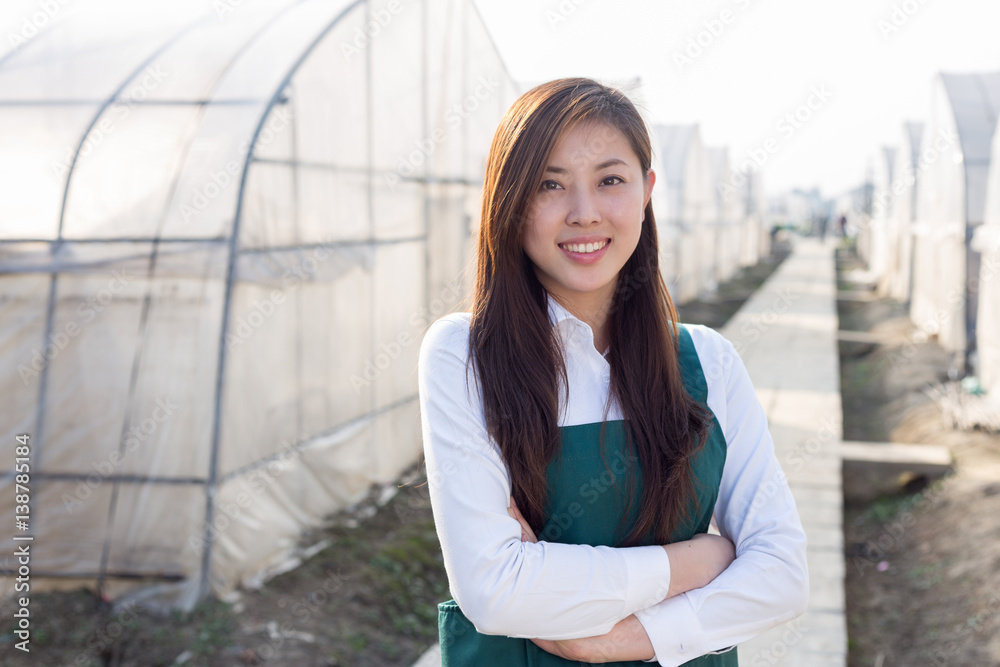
[417,291,809,666]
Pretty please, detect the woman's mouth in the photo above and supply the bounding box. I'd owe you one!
[558,239,609,254]
[557,239,611,264]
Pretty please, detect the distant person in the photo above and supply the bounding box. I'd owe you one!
[418,77,808,665]
[838,214,847,237]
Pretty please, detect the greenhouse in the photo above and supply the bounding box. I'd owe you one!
[737,169,768,269]
[859,145,896,288]
[909,71,1000,372]
[884,121,924,302]
[706,146,743,286]
[0,0,517,611]
[977,116,1000,398]
[652,123,717,304]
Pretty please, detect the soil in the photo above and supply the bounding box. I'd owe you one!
[0,470,448,667]
[837,246,1000,666]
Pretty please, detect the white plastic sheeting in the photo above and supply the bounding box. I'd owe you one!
[0,0,515,611]
[652,124,718,303]
[864,146,897,289]
[738,170,769,268]
[976,113,1000,397]
[910,71,1000,367]
[883,122,924,302]
[706,147,743,286]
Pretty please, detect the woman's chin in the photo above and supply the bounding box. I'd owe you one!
[554,277,618,297]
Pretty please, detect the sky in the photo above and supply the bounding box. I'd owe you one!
[472,0,1000,199]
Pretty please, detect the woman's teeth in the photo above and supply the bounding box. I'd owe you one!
[560,240,608,254]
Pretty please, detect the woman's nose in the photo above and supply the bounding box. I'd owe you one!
[567,186,600,226]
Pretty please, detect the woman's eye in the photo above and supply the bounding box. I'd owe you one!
[601,176,624,186]
[540,180,562,191]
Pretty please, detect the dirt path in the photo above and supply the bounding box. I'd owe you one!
[837,247,1000,667]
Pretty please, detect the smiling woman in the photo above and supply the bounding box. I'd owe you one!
[417,78,809,666]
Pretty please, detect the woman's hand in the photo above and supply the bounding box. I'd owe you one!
[528,614,655,662]
[508,497,655,662]
[507,495,537,543]
[662,532,736,598]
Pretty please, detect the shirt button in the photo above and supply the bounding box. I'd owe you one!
[602,370,611,383]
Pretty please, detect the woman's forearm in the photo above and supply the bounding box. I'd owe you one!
[528,539,735,663]
[661,533,736,599]
[531,613,655,663]
[510,497,735,603]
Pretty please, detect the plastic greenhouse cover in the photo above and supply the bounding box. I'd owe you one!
[941,72,1000,163]
[977,123,1000,393]
[1,0,520,614]
[655,124,696,191]
[909,72,1000,356]
[0,0,212,101]
[939,72,1000,225]
[0,104,95,239]
[905,121,924,169]
[653,124,696,227]
[882,124,921,302]
[706,147,725,203]
[918,76,966,229]
[135,1,302,102]
[286,13,368,169]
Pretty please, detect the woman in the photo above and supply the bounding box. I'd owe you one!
[417,78,808,666]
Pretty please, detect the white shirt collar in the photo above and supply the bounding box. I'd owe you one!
[545,291,578,329]
[545,291,610,357]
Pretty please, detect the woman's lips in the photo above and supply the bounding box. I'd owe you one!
[558,238,611,264]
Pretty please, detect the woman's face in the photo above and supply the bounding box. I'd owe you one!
[522,121,655,309]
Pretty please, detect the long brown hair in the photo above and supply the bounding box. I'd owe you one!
[468,77,713,547]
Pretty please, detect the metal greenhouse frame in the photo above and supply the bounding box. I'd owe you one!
[0,0,517,611]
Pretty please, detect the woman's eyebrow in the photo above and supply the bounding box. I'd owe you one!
[595,158,628,170]
[543,158,629,174]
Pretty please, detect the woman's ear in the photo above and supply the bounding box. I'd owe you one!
[644,169,656,208]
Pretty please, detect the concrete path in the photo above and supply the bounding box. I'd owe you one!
[411,236,847,666]
[724,236,847,666]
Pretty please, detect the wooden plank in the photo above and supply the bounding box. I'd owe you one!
[841,441,952,466]
[841,441,953,502]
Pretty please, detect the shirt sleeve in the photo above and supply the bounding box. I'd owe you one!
[633,330,810,666]
[418,315,674,640]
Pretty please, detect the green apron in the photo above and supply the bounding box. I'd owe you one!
[437,325,738,666]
